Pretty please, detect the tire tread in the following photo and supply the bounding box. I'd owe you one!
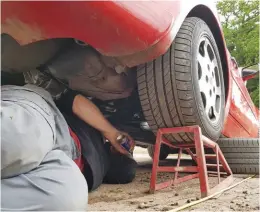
[218,138,259,174]
[137,17,222,144]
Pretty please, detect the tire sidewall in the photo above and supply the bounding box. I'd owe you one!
[191,20,225,140]
[147,144,169,160]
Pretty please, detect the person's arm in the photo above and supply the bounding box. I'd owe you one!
[55,90,132,154]
[72,94,129,154]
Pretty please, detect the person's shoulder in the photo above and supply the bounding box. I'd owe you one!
[2,84,53,102]
[1,85,26,94]
[1,84,20,91]
[2,84,46,94]
[26,83,54,97]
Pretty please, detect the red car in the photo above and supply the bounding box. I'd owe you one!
[1,1,259,173]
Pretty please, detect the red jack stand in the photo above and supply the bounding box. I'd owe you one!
[149,125,233,198]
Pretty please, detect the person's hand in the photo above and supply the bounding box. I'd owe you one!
[103,130,134,155]
[117,131,135,153]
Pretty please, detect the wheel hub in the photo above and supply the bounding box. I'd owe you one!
[197,36,222,123]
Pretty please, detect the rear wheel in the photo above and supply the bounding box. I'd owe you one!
[218,138,259,174]
[147,144,169,160]
[137,17,225,142]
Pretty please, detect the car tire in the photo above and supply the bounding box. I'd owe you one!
[218,138,259,174]
[137,17,225,142]
[147,144,169,160]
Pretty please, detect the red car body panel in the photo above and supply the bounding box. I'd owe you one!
[2,1,178,56]
[1,1,219,65]
[222,60,259,138]
[1,1,258,138]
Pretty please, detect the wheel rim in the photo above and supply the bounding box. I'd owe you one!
[197,36,222,123]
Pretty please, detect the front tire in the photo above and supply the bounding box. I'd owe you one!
[137,17,225,142]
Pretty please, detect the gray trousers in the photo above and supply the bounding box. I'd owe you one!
[1,86,88,211]
[1,150,88,211]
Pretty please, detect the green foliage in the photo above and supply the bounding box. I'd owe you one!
[247,73,259,107]
[250,84,259,107]
[217,0,259,65]
[217,0,259,107]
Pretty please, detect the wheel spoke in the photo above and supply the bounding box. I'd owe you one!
[210,62,216,72]
[214,95,221,115]
[211,57,218,68]
[205,100,212,117]
[209,95,215,108]
[215,85,221,96]
[197,53,205,67]
[199,78,208,91]
[213,104,220,115]
[208,96,217,118]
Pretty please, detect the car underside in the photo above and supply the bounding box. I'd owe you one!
[1,35,156,145]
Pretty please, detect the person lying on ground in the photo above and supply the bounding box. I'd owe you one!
[1,84,137,211]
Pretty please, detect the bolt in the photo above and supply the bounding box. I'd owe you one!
[210,90,212,97]
[207,64,210,70]
[206,75,209,82]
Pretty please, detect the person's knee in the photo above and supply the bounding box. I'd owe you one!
[41,150,89,210]
[1,170,88,211]
[1,150,89,211]
[47,180,88,211]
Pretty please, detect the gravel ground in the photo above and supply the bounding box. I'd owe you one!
[88,147,259,211]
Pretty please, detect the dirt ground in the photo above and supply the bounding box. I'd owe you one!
[88,147,259,211]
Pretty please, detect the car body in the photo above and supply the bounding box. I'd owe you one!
[223,60,259,138]
[2,1,219,65]
[1,1,259,141]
